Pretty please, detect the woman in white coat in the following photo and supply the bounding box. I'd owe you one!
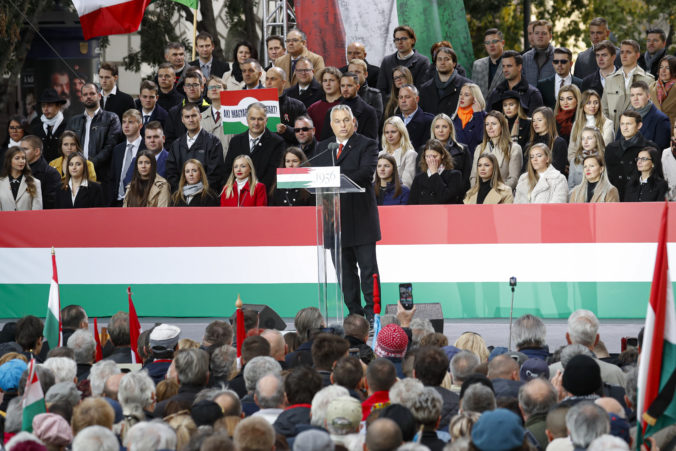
[379,116,417,187]
[0,147,42,210]
[515,143,568,203]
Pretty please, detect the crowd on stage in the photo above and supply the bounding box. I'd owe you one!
[2,18,676,211]
[0,305,654,450]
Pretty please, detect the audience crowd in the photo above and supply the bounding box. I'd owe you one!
[0,304,660,451]
[2,18,676,211]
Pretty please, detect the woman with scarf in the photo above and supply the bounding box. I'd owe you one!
[171,159,219,206]
[525,106,568,177]
[408,139,465,204]
[569,154,619,203]
[470,111,522,190]
[452,83,487,157]
[650,55,676,127]
[567,89,614,161]
[554,84,581,144]
[568,126,606,191]
[222,41,264,91]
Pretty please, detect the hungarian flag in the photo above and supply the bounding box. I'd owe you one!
[44,248,61,348]
[220,89,280,135]
[71,0,153,40]
[21,359,46,432]
[128,287,142,363]
[637,201,676,447]
[171,0,198,8]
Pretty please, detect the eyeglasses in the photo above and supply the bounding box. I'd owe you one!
[553,59,569,65]
[484,39,501,45]
[636,157,652,162]
[207,85,222,90]
[295,127,313,132]
[393,75,406,81]
[393,37,410,43]
[184,83,201,89]
[285,38,301,43]
[8,126,22,130]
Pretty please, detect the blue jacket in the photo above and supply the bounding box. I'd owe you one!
[376,182,410,205]
[453,111,486,158]
[636,104,671,150]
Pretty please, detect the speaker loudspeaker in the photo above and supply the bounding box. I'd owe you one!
[230,304,286,331]
[384,303,443,333]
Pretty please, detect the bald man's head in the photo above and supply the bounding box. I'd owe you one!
[260,329,287,361]
[488,354,520,380]
[366,418,402,451]
[595,397,625,418]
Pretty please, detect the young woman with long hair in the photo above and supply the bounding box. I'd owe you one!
[55,152,103,208]
[567,126,606,190]
[171,159,219,206]
[429,113,472,187]
[380,116,417,187]
[514,143,568,203]
[470,111,522,189]
[383,66,413,119]
[624,147,669,202]
[123,149,171,207]
[49,131,97,181]
[220,154,267,206]
[568,90,614,161]
[569,154,619,203]
[526,106,568,177]
[464,153,513,204]
[451,83,487,157]
[0,147,42,210]
[500,91,532,152]
[554,84,581,144]
[374,153,410,205]
[408,139,465,204]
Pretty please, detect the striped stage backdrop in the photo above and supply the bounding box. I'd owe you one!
[0,204,673,320]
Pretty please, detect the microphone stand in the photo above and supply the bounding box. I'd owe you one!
[508,277,517,351]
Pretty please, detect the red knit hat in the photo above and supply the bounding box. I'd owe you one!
[374,324,408,358]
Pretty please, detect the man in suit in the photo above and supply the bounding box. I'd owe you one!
[30,88,68,162]
[396,84,434,149]
[166,103,226,193]
[472,28,507,98]
[201,75,230,158]
[347,59,383,124]
[242,59,264,90]
[339,42,380,89]
[265,67,307,144]
[638,28,668,79]
[165,69,211,148]
[224,103,286,190]
[313,104,381,323]
[573,17,621,80]
[522,20,555,86]
[419,47,471,117]
[156,63,185,112]
[111,109,145,206]
[136,80,168,133]
[294,115,317,159]
[581,40,617,97]
[123,121,169,189]
[19,135,61,209]
[320,73,378,140]
[275,29,325,86]
[283,57,323,108]
[602,40,655,132]
[189,32,229,79]
[67,82,122,205]
[265,35,286,70]
[485,51,544,116]
[536,47,583,109]
[624,80,671,149]
[99,62,135,123]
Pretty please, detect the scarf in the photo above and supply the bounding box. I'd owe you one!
[232,63,243,83]
[630,100,653,119]
[41,111,64,132]
[620,133,640,152]
[182,181,204,198]
[457,105,474,128]
[643,49,666,72]
[434,70,457,99]
[656,79,675,105]
[556,108,575,137]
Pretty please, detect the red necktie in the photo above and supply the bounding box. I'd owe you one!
[336,143,344,159]
[214,111,220,122]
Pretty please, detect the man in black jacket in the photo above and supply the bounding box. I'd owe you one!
[283,57,323,108]
[67,83,122,205]
[320,73,378,140]
[135,80,169,134]
[536,47,583,109]
[348,59,383,123]
[485,50,544,114]
[166,103,225,193]
[20,135,61,209]
[294,115,318,159]
[103,311,133,364]
[377,25,431,96]
[156,63,185,112]
[313,105,381,321]
[30,88,68,163]
[340,42,380,88]
[225,103,286,190]
[188,32,229,79]
[265,67,307,144]
[638,28,667,79]
[396,84,434,149]
[419,47,470,116]
[165,69,211,148]
[99,62,135,123]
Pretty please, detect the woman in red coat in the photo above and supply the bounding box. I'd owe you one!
[220,154,267,206]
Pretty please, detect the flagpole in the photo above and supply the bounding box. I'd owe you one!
[192,8,197,61]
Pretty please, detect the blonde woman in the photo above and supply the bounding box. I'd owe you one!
[568,126,605,190]
[171,159,219,206]
[464,153,513,204]
[470,111,522,189]
[569,154,619,202]
[567,89,614,161]
[454,332,489,363]
[515,143,568,203]
[429,113,472,187]
[452,83,487,156]
[220,154,267,206]
[554,84,581,144]
[380,116,418,187]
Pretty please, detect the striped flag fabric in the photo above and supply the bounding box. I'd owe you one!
[21,359,46,432]
[637,201,676,447]
[71,0,153,40]
[128,287,142,363]
[43,248,61,349]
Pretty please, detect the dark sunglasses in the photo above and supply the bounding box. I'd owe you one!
[295,127,313,132]
[553,59,569,65]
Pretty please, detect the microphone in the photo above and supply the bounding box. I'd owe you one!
[301,142,339,167]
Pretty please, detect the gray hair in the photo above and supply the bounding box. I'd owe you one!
[330,104,354,121]
[72,426,119,451]
[410,318,435,344]
[587,434,630,451]
[5,432,44,450]
[389,377,425,410]
[118,371,156,419]
[243,356,282,393]
[409,387,443,426]
[443,437,470,451]
[5,397,22,433]
[461,383,496,413]
[623,366,638,408]
[89,360,121,397]
[560,344,594,368]
[310,384,349,427]
[399,83,419,96]
[450,351,480,383]
[568,309,600,347]
[566,401,610,448]
[19,364,55,397]
[288,29,307,41]
[175,348,209,386]
[513,314,547,349]
[108,311,130,346]
[294,307,324,341]
[68,329,96,364]
[255,373,285,409]
[210,345,238,382]
[268,66,287,81]
[45,381,81,407]
[43,357,77,384]
[518,378,557,417]
[246,101,267,117]
[295,114,314,128]
[123,421,177,451]
[194,387,233,404]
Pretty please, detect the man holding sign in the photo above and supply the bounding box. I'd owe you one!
[313,104,381,325]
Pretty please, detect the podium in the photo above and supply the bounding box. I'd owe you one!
[277,167,364,324]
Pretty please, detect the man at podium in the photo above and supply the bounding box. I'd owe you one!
[314,105,382,325]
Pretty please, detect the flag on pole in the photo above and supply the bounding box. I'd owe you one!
[44,248,61,348]
[21,359,46,432]
[637,201,676,448]
[235,294,245,358]
[220,89,281,135]
[128,287,142,363]
[371,274,382,350]
[93,317,103,362]
[71,0,153,41]
[170,0,198,8]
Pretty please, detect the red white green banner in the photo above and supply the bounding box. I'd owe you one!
[276,167,340,189]
[220,88,280,135]
[71,0,153,40]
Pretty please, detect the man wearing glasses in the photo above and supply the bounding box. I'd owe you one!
[376,25,431,97]
[293,115,317,158]
[536,47,583,109]
[164,68,211,148]
[284,58,323,108]
[472,28,507,98]
[274,29,325,87]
